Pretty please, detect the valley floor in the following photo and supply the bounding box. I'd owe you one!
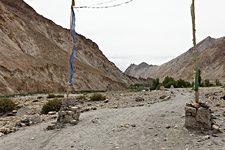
[0,88,225,150]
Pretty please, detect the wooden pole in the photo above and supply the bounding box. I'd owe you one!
[191,0,199,103]
[66,0,76,100]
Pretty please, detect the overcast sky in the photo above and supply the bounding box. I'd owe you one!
[24,0,225,71]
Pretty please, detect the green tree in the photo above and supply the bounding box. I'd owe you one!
[204,79,210,87]
[162,76,176,88]
[151,78,160,90]
[215,79,221,86]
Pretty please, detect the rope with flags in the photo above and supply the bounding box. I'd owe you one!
[68,0,76,86]
[74,0,134,9]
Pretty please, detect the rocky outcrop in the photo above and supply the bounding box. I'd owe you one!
[0,0,148,96]
[125,63,159,79]
[125,36,225,82]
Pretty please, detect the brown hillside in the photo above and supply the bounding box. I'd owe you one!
[0,0,147,95]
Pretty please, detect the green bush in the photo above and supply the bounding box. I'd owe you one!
[47,94,64,99]
[129,84,149,91]
[215,79,222,86]
[41,99,62,114]
[90,93,106,101]
[204,79,210,87]
[176,79,191,88]
[150,78,160,90]
[162,76,176,88]
[0,99,17,113]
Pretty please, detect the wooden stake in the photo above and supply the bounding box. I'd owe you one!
[191,0,199,103]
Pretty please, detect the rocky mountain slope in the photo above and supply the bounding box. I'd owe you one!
[0,0,147,96]
[125,36,225,82]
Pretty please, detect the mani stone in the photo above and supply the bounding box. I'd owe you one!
[185,104,212,130]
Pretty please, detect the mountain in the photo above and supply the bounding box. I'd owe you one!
[125,36,225,82]
[0,0,148,96]
[125,63,159,79]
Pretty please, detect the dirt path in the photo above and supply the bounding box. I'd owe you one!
[0,90,225,150]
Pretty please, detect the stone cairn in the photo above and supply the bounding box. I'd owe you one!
[47,99,80,130]
[185,103,213,130]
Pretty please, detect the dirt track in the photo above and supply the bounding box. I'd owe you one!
[0,89,225,150]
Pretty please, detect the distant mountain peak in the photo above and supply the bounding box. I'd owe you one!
[125,36,225,82]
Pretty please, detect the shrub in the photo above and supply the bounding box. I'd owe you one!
[162,76,176,88]
[129,84,149,91]
[90,93,106,101]
[41,99,62,114]
[150,78,160,90]
[0,99,17,113]
[204,79,210,87]
[215,79,222,86]
[176,79,191,88]
[47,94,64,99]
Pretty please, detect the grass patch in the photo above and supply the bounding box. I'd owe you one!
[47,94,64,99]
[90,93,106,101]
[41,99,62,114]
[129,84,150,92]
[0,99,17,113]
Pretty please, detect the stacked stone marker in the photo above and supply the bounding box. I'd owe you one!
[185,103,213,130]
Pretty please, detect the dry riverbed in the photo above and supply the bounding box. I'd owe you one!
[0,87,225,150]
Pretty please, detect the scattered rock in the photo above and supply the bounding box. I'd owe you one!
[212,124,223,133]
[198,135,210,142]
[212,134,219,137]
[12,110,17,114]
[37,96,43,99]
[165,125,171,129]
[15,117,31,128]
[104,100,109,103]
[70,120,78,125]
[131,124,136,127]
[137,104,144,107]
[91,107,97,110]
[91,118,100,124]
[21,118,30,126]
[135,97,144,102]
[46,124,56,130]
[174,125,179,129]
[159,95,167,99]
[48,111,57,115]
[0,132,4,137]
[7,112,15,116]
[220,95,225,100]
[0,127,10,134]
[32,99,38,102]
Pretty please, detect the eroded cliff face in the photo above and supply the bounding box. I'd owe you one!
[0,0,144,95]
[125,36,225,82]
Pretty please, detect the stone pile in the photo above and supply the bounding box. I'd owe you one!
[185,103,213,130]
[47,106,80,130]
[57,106,80,125]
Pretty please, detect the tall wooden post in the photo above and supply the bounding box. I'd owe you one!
[191,0,199,103]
